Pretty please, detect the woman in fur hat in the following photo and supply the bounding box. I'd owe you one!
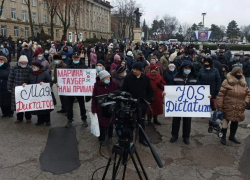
[217,67,250,145]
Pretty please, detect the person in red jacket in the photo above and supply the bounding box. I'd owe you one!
[91,70,118,145]
[146,64,166,125]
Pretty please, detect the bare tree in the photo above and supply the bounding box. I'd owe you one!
[45,0,60,40]
[23,0,35,40]
[182,22,191,38]
[163,14,179,37]
[56,0,73,41]
[70,0,86,42]
[0,0,5,17]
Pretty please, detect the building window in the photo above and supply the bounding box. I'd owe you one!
[11,8,16,19]
[32,0,36,6]
[34,28,38,37]
[25,27,29,37]
[22,0,26,4]
[1,25,6,36]
[0,5,4,17]
[22,10,26,21]
[56,29,59,38]
[42,1,46,9]
[32,12,36,23]
[14,26,19,37]
[43,15,47,23]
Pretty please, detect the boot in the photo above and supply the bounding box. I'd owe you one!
[229,122,241,144]
[153,116,161,125]
[146,115,152,126]
[221,128,227,145]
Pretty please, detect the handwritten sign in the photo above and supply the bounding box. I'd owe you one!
[164,85,211,117]
[15,83,54,112]
[57,69,96,96]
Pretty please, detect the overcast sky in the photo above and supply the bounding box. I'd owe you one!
[110,0,249,28]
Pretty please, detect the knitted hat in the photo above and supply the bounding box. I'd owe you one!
[53,54,62,60]
[127,51,133,56]
[116,65,126,74]
[132,62,143,72]
[150,64,158,71]
[114,54,121,62]
[32,61,43,69]
[96,60,105,67]
[99,70,110,80]
[168,63,175,67]
[19,55,28,63]
[0,56,7,62]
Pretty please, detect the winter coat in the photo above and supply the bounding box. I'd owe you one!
[173,56,183,71]
[212,60,223,79]
[91,80,118,127]
[125,55,134,71]
[27,69,53,115]
[217,55,229,67]
[20,48,33,64]
[164,70,176,85]
[169,50,178,62]
[160,55,169,72]
[198,67,221,99]
[7,63,32,111]
[144,65,161,76]
[0,63,11,107]
[111,70,125,89]
[242,59,250,77]
[110,59,120,73]
[53,61,67,84]
[217,73,250,122]
[96,51,105,61]
[33,58,51,73]
[90,48,97,65]
[146,73,166,115]
[171,60,199,86]
[229,58,243,71]
[121,73,154,104]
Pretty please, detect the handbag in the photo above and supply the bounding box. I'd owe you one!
[89,112,100,137]
[51,92,57,106]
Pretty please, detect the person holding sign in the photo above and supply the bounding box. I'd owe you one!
[65,53,88,128]
[146,64,166,125]
[0,56,13,117]
[7,55,32,123]
[217,67,250,145]
[170,60,199,145]
[52,54,67,114]
[91,70,118,145]
[22,61,53,126]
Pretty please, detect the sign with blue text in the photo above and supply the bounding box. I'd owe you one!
[164,85,211,117]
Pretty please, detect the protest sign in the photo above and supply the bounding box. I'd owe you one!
[57,69,96,96]
[15,83,54,112]
[164,85,211,117]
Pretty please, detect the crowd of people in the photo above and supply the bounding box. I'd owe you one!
[0,37,250,147]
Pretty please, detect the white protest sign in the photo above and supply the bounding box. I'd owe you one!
[57,69,96,96]
[15,83,54,112]
[164,85,211,117]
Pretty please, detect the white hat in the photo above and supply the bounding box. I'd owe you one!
[18,55,28,63]
[22,42,28,47]
[127,51,133,56]
[168,63,176,67]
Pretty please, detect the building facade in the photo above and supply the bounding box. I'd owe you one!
[0,0,112,42]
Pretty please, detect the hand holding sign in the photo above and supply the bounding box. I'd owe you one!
[22,83,27,87]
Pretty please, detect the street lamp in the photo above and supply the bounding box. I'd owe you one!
[201,13,206,27]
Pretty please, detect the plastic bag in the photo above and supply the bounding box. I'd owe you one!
[89,112,100,137]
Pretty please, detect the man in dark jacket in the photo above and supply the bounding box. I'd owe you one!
[170,60,199,145]
[217,50,229,66]
[243,54,250,87]
[65,53,88,128]
[229,53,243,71]
[211,54,222,79]
[121,62,154,146]
[20,42,33,65]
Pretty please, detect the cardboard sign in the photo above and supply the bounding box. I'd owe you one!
[15,83,54,112]
[164,85,211,117]
[57,69,96,96]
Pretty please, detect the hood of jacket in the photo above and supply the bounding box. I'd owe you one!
[227,73,247,87]
[178,60,195,76]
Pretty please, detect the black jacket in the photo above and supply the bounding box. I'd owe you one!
[212,60,222,79]
[121,73,154,103]
[217,55,229,66]
[164,70,176,85]
[242,59,250,77]
[171,60,199,85]
[20,48,33,64]
[0,63,11,107]
[198,67,221,99]
[67,60,88,69]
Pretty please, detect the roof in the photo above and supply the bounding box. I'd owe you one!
[93,0,113,8]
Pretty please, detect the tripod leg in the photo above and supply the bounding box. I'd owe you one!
[135,150,149,180]
[130,153,143,180]
[102,157,112,180]
[112,154,122,180]
[122,163,127,180]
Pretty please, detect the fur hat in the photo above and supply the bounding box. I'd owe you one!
[99,70,110,80]
[0,56,8,62]
[53,54,62,60]
[127,51,133,57]
[18,55,28,63]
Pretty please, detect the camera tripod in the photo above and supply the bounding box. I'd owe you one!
[102,124,162,180]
